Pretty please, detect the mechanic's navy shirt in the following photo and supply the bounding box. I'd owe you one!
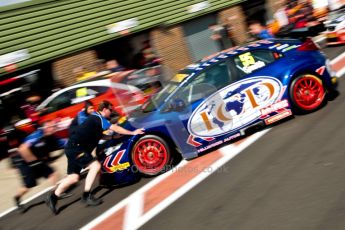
[69,110,90,135]
[69,112,111,152]
[24,129,66,159]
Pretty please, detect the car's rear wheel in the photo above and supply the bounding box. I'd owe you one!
[131,135,173,176]
[289,74,326,113]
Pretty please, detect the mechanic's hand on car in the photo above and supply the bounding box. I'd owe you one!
[132,128,145,135]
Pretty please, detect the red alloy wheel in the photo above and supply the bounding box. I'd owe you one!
[292,75,325,111]
[132,137,170,176]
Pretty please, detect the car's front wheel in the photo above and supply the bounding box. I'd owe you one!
[289,74,326,113]
[131,135,173,176]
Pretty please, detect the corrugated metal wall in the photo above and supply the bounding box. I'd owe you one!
[0,0,243,76]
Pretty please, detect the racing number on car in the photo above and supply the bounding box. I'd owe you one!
[76,87,88,97]
[239,52,255,67]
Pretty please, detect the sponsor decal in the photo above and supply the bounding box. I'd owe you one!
[260,99,289,116]
[269,43,281,49]
[277,44,289,50]
[242,61,265,74]
[238,52,266,74]
[197,140,223,153]
[196,133,241,153]
[227,51,238,55]
[209,58,219,63]
[264,109,292,125]
[202,63,211,67]
[187,135,202,147]
[186,64,200,69]
[223,133,241,143]
[76,87,87,97]
[316,66,326,75]
[237,47,249,51]
[218,54,228,59]
[188,76,283,138]
[247,43,261,47]
[282,45,298,52]
[187,135,215,147]
[103,150,130,173]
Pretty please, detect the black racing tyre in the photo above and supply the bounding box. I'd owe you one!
[289,74,326,113]
[131,135,173,176]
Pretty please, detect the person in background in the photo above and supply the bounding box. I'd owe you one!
[68,100,94,135]
[248,20,275,40]
[73,66,97,82]
[14,120,66,211]
[106,60,125,73]
[21,94,42,124]
[46,100,144,214]
[209,23,230,50]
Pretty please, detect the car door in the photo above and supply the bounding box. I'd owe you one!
[187,50,285,146]
[167,60,236,150]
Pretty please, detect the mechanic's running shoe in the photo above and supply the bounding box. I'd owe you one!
[14,196,25,213]
[45,191,58,215]
[58,192,73,200]
[81,193,102,206]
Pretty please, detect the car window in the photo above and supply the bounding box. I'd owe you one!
[45,90,74,113]
[70,86,108,105]
[177,61,233,104]
[233,50,278,76]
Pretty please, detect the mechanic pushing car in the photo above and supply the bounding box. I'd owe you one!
[13,120,66,211]
[46,100,144,214]
[68,100,95,134]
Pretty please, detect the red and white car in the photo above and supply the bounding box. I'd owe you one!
[324,7,345,45]
[16,77,146,138]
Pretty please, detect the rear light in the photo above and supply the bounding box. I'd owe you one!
[297,38,320,51]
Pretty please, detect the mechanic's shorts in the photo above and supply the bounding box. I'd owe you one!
[17,160,54,188]
[65,141,96,175]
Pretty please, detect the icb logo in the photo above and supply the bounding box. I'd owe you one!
[188,76,283,138]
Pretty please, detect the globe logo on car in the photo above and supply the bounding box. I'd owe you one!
[188,76,283,138]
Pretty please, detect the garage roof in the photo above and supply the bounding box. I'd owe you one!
[0,0,243,76]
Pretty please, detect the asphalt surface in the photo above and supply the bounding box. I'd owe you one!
[0,46,344,230]
[322,44,345,60]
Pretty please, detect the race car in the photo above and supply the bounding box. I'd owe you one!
[97,38,338,181]
[14,78,146,138]
[323,7,345,45]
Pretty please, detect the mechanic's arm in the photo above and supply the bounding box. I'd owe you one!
[18,143,37,162]
[109,124,145,135]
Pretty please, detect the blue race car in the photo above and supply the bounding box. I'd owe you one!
[99,38,338,182]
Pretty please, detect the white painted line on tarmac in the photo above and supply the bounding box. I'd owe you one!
[0,186,53,218]
[337,68,345,78]
[133,129,270,230]
[330,51,345,66]
[330,51,345,77]
[80,160,188,230]
[123,192,144,230]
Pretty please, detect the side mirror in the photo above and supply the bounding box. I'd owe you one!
[167,98,186,112]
